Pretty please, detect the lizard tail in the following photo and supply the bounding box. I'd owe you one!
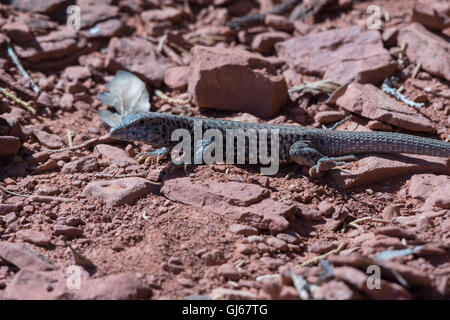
[321,131,450,158]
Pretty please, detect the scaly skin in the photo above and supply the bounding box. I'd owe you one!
[109,112,450,173]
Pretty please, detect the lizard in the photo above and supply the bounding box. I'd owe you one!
[108,112,450,177]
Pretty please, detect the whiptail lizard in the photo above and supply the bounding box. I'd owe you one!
[109,112,450,176]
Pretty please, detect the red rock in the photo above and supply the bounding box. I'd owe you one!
[318,200,334,216]
[408,174,450,201]
[78,0,119,28]
[412,3,450,31]
[373,226,416,240]
[314,110,347,124]
[188,46,287,118]
[229,224,259,236]
[314,280,361,300]
[106,37,172,87]
[264,14,294,32]
[59,93,74,111]
[94,144,136,167]
[81,177,157,207]
[4,270,151,300]
[210,287,256,300]
[53,225,83,236]
[251,31,291,54]
[420,0,450,14]
[2,20,33,45]
[13,28,85,65]
[0,241,54,271]
[382,261,433,287]
[333,266,412,300]
[277,26,397,84]
[236,243,253,255]
[367,120,393,131]
[85,19,128,38]
[397,23,450,82]
[382,26,400,47]
[0,204,22,215]
[61,156,99,174]
[141,8,186,23]
[35,159,59,173]
[259,274,282,299]
[310,240,340,254]
[425,185,450,209]
[266,237,288,250]
[16,230,51,247]
[260,257,282,270]
[62,66,92,82]
[381,204,401,220]
[330,83,434,132]
[218,263,240,281]
[4,212,18,225]
[0,136,21,157]
[164,66,190,90]
[297,203,323,221]
[202,249,226,266]
[10,0,69,14]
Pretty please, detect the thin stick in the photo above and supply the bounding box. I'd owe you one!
[6,40,40,94]
[155,90,190,105]
[348,216,389,230]
[299,242,346,267]
[411,63,421,79]
[0,87,36,114]
[0,186,75,202]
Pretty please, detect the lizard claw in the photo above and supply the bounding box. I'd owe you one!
[136,147,169,166]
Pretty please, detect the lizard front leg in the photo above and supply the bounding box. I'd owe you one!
[289,141,357,177]
[136,147,170,165]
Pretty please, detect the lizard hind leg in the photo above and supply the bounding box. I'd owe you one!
[289,141,357,177]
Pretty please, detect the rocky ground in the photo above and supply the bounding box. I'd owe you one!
[0,0,449,300]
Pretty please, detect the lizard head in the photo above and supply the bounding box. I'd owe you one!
[109,112,167,147]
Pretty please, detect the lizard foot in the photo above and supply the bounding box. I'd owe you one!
[136,147,169,165]
[308,155,358,177]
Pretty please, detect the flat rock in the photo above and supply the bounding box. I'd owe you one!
[161,177,294,231]
[329,82,434,132]
[408,174,450,201]
[0,241,54,271]
[94,144,136,167]
[61,156,99,174]
[411,3,450,31]
[53,225,83,237]
[85,19,128,38]
[32,128,64,149]
[16,230,51,247]
[0,136,21,157]
[251,31,291,54]
[397,23,450,82]
[164,66,190,90]
[3,270,151,300]
[81,177,158,207]
[210,288,257,300]
[331,154,450,188]
[188,46,287,118]
[13,28,85,65]
[141,8,186,23]
[78,0,119,29]
[333,266,412,299]
[276,26,397,85]
[10,0,69,14]
[106,37,172,87]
